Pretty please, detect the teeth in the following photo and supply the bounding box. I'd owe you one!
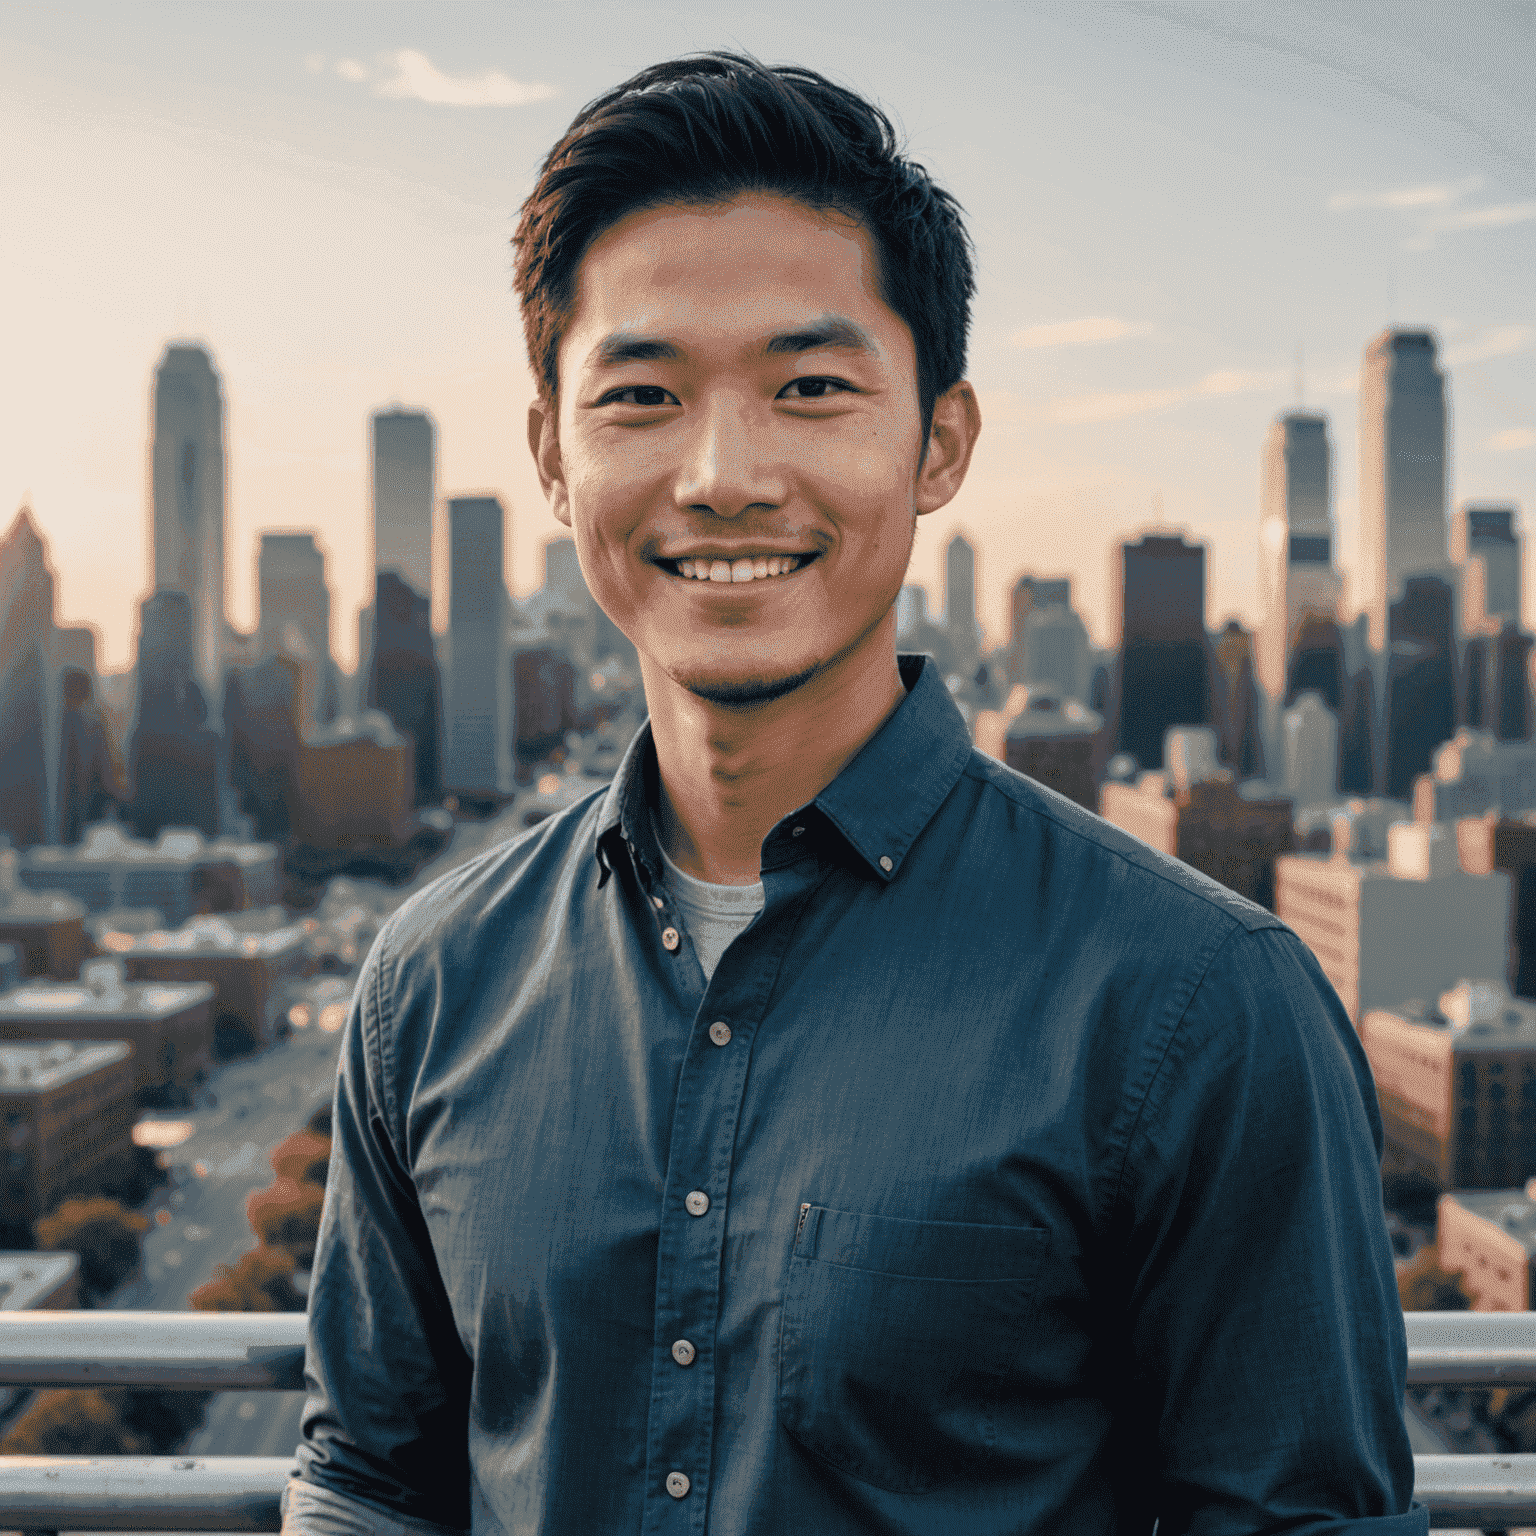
[672,556,803,581]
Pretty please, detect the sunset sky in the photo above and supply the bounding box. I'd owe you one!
[3,0,1532,670]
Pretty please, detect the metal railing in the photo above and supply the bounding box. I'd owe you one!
[0,1311,1533,1530]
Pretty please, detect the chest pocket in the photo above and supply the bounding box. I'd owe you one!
[778,1205,1048,1494]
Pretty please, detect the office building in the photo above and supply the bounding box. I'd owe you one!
[942,534,981,675]
[1438,1188,1536,1311]
[1454,816,1536,998]
[445,496,512,796]
[367,571,441,806]
[974,686,1101,811]
[1454,503,1522,633]
[1414,732,1536,826]
[0,1251,80,1310]
[0,1039,136,1231]
[1385,574,1458,799]
[513,648,580,769]
[257,533,333,727]
[1282,691,1339,812]
[0,848,84,980]
[294,711,415,849]
[371,409,435,614]
[1256,413,1342,704]
[0,961,214,1103]
[1098,727,1292,908]
[1275,821,1510,1026]
[1362,981,1536,1190]
[150,345,227,709]
[1010,578,1090,703]
[0,508,62,851]
[119,913,310,1059]
[1358,329,1449,654]
[1112,534,1209,771]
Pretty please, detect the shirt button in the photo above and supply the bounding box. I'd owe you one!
[879,855,894,872]
[791,824,805,837]
[685,1190,710,1216]
[662,926,680,951]
[652,895,664,910]
[671,1338,696,1366]
[666,1471,691,1499]
[709,1021,732,1046]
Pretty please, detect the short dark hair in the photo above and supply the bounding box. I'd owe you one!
[512,52,975,441]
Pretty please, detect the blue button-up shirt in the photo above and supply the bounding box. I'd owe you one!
[295,655,1423,1535]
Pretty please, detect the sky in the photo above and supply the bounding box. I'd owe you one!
[2,0,1533,671]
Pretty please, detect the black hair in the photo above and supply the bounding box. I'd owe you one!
[512,52,975,441]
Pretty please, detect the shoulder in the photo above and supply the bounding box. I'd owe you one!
[955,747,1284,938]
[373,786,610,983]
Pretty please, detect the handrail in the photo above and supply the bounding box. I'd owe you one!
[0,1312,1531,1529]
[0,1310,306,1389]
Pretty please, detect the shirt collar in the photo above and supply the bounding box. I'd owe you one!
[595,654,973,887]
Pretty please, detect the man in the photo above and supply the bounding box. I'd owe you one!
[286,54,1423,1534]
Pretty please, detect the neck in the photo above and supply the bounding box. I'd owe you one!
[647,616,906,885]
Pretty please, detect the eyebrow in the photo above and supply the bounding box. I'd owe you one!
[588,315,879,370]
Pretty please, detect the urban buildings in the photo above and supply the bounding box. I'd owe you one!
[1098,732,1293,908]
[1275,820,1510,1026]
[1358,329,1449,655]
[1256,412,1342,706]
[942,534,981,678]
[257,533,333,728]
[293,711,415,848]
[1007,577,1091,703]
[1112,533,1209,771]
[1438,1188,1536,1311]
[1361,981,1536,1190]
[150,345,227,712]
[0,1039,136,1233]
[974,685,1102,811]
[371,408,435,614]
[0,509,60,849]
[1454,503,1522,632]
[444,496,513,798]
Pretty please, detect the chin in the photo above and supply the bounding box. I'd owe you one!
[675,661,823,709]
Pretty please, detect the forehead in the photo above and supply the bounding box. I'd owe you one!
[563,192,906,361]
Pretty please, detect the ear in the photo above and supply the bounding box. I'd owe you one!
[915,381,982,517]
[527,396,572,527]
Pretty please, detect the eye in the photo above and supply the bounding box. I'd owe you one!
[777,376,854,400]
[599,385,677,407]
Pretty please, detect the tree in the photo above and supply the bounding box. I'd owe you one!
[270,1129,331,1188]
[1398,1245,1472,1312]
[245,1176,324,1268]
[34,1197,148,1302]
[190,1245,304,1313]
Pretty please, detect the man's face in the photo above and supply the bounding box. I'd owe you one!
[532,192,970,706]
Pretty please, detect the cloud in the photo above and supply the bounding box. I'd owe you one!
[1050,367,1284,425]
[333,49,557,106]
[1010,316,1152,350]
[1445,326,1536,367]
[303,54,326,76]
[1329,177,1482,212]
[1435,200,1536,233]
[1488,428,1536,452]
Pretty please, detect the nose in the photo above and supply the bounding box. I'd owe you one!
[673,391,787,519]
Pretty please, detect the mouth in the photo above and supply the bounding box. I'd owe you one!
[654,553,818,585]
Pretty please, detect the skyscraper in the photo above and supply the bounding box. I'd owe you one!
[1256,412,1341,703]
[1358,329,1449,653]
[150,345,226,710]
[1453,502,1522,632]
[257,533,332,726]
[445,496,512,797]
[371,409,436,615]
[942,533,980,674]
[0,509,58,848]
[1113,533,1208,772]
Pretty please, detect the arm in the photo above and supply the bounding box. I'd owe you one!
[1116,926,1426,1536]
[288,924,474,1533]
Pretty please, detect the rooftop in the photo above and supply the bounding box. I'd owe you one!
[0,1039,132,1091]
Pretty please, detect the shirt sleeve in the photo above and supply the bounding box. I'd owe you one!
[1115,924,1427,1536]
[293,923,473,1531]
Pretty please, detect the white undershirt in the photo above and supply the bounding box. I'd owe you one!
[653,828,765,981]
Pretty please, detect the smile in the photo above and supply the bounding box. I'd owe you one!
[658,554,814,584]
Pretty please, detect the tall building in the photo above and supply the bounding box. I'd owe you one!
[371,409,435,615]
[257,533,333,727]
[1358,329,1449,653]
[1113,533,1208,771]
[1453,502,1522,632]
[150,345,227,710]
[1256,412,1342,703]
[0,510,58,849]
[942,534,980,673]
[445,496,512,797]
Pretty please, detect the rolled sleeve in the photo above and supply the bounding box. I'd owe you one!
[1118,925,1426,1535]
[294,924,473,1530]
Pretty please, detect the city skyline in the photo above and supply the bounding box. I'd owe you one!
[3,1,1532,668]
